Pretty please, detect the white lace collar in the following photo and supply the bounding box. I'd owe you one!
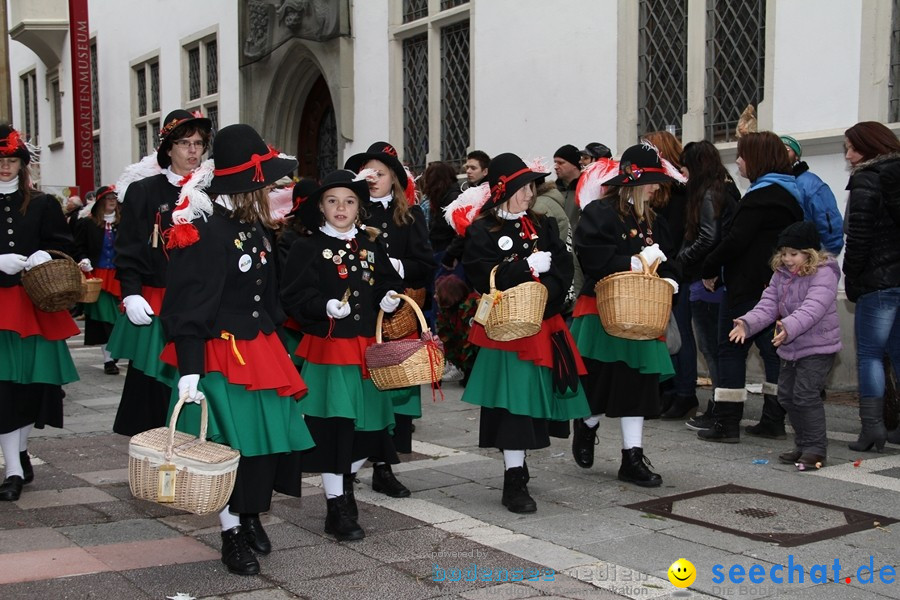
[320,222,358,240]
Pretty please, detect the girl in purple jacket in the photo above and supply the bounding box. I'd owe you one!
[728,221,841,471]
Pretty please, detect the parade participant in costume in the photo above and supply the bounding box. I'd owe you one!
[344,142,436,498]
[570,142,684,487]
[160,124,314,576]
[281,169,404,540]
[108,110,212,436]
[0,124,79,501]
[74,186,121,374]
[454,153,590,513]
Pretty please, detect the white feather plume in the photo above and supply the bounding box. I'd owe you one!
[115,153,162,203]
[443,182,490,235]
[576,158,620,209]
[639,139,686,184]
[355,168,378,183]
[171,158,215,225]
[77,200,95,220]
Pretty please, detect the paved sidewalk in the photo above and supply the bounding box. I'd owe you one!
[1,327,899,599]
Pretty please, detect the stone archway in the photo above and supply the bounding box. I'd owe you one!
[297,74,337,180]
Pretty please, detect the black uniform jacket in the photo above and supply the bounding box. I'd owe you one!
[463,213,572,319]
[115,174,178,298]
[574,197,677,295]
[0,191,74,288]
[362,202,435,289]
[280,229,401,339]
[74,217,117,264]
[161,204,283,376]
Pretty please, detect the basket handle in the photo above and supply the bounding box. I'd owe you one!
[375,292,431,344]
[488,265,500,294]
[637,254,662,276]
[165,392,209,461]
[44,249,77,264]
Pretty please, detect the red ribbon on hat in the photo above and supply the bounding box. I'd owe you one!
[619,165,667,183]
[214,146,280,183]
[0,130,22,156]
[490,167,532,203]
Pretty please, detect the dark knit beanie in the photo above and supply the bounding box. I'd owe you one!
[777,220,820,250]
[554,144,581,169]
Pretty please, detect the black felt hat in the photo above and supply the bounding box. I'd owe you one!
[0,123,31,164]
[343,141,408,189]
[481,153,549,213]
[205,124,297,195]
[297,169,370,230]
[605,143,678,187]
[156,109,212,168]
[777,220,820,251]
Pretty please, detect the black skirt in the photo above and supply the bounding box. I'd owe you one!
[302,416,399,473]
[478,407,569,450]
[0,382,64,434]
[84,318,114,346]
[581,358,661,418]
[112,364,172,436]
[228,452,305,513]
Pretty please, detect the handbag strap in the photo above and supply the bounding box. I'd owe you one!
[165,392,209,462]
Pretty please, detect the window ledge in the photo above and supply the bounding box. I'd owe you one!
[48,140,64,151]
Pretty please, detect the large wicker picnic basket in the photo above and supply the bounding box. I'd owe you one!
[128,395,240,515]
[366,293,445,390]
[593,255,672,340]
[484,265,548,341]
[20,250,83,312]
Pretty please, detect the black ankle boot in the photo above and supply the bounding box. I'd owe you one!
[325,495,365,541]
[744,419,787,439]
[698,419,741,443]
[501,466,536,513]
[849,396,887,452]
[343,473,358,521]
[778,449,802,465]
[371,464,410,498]
[239,514,271,555]
[220,526,260,576]
[617,448,662,487]
[661,394,699,420]
[20,451,33,484]
[571,418,599,468]
[0,476,24,501]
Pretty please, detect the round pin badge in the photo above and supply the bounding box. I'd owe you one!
[498,236,513,251]
[238,254,252,272]
[333,255,342,265]
[322,248,334,260]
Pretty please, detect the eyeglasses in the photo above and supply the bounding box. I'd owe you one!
[172,140,206,150]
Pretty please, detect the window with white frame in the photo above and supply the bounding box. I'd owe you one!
[48,70,63,143]
[395,1,470,173]
[890,0,900,123]
[638,0,687,138]
[183,34,219,134]
[19,70,39,143]
[705,0,766,142]
[132,56,160,159]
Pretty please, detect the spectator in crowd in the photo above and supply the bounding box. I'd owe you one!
[463,150,490,189]
[579,142,613,168]
[553,144,583,227]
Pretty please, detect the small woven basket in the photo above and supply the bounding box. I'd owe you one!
[128,395,240,516]
[367,293,445,390]
[593,255,673,340]
[380,287,426,340]
[80,276,103,303]
[21,250,83,312]
[484,265,548,341]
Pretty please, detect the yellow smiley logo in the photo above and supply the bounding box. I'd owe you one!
[668,558,696,588]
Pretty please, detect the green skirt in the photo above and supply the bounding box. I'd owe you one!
[83,290,119,325]
[107,314,178,387]
[570,314,674,379]
[384,385,422,419]
[0,331,78,385]
[299,361,396,432]
[462,348,589,420]
[280,327,304,368]
[168,371,314,457]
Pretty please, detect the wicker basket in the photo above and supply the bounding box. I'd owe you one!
[20,250,83,312]
[80,276,103,303]
[128,395,240,516]
[367,293,445,390]
[484,265,548,342]
[380,287,426,340]
[593,255,673,340]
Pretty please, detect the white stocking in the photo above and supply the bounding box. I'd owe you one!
[218,505,240,531]
[18,424,33,452]
[583,415,601,428]
[350,458,367,474]
[620,416,644,450]
[101,345,113,363]
[502,449,525,470]
[321,473,344,499]
[0,431,22,479]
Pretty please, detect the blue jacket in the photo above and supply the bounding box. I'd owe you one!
[793,162,844,255]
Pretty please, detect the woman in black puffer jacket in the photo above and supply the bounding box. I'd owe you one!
[842,121,900,452]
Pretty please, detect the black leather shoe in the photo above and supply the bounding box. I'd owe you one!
[501,467,536,513]
[745,420,786,440]
[698,420,740,443]
[343,474,358,521]
[325,495,365,541]
[618,448,662,487]
[20,451,33,484]
[239,514,271,555]
[571,418,599,468]
[104,361,120,375]
[221,526,260,575]
[371,464,410,498]
[778,449,802,465]
[661,394,699,420]
[0,476,24,501]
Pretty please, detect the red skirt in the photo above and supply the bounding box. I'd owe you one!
[0,286,79,340]
[92,267,121,298]
[161,331,307,398]
[468,313,586,374]
[573,294,668,343]
[296,334,375,378]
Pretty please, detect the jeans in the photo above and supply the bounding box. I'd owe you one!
[671,288,698,397]
[855,287,900,399]
[691,300,721,388]
[717,298,780,392]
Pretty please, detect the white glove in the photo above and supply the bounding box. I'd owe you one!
[122,294,154,326]
[0,253,27,275]
[526,251,552,275]
[23,250,52,271]
[177,374,205,404]
[639,243,667,265]
[380,291,401,313]
[78,258,93,272]
[662,278,679,294]
[326,298,351,319]
[389,257,405,279]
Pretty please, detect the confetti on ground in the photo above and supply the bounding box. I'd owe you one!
[752,459,769,465]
